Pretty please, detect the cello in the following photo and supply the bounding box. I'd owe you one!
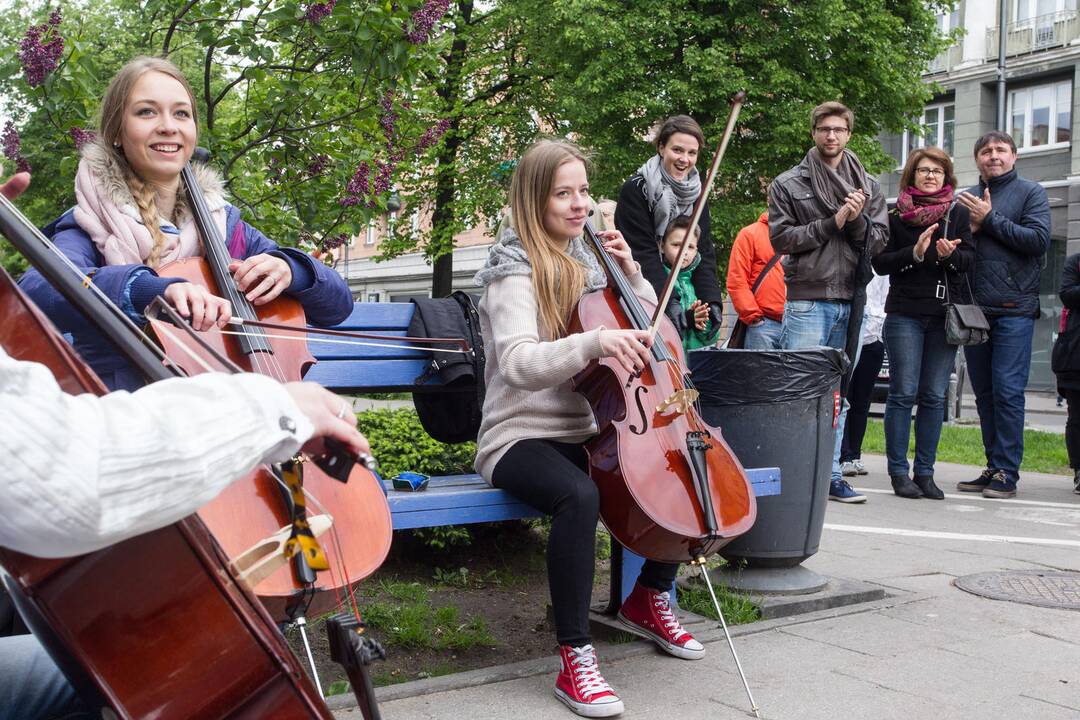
[146,150,392,621]
[570,94,756,565]
[0,191,385,719]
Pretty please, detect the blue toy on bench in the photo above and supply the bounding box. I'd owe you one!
[306,301,780,612]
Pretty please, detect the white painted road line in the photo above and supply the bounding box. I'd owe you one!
[823,523,1080,548]
[857,487,1080,510]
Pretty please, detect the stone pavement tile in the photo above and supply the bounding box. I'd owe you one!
[835,640,1051,709]
[963,693,1080,719]
[876,595,1044,640]
[730,627,871,684]
[945,630,1080,672]
[775,609,974,658]
[871,572,956,594]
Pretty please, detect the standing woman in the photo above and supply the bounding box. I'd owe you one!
[616,115,723,335]
[871,147,974,499]
[1054,252,1080,495]
[475,140,705,719]
[20,56,352,391]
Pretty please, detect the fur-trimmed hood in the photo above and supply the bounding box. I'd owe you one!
[79,140,227,229]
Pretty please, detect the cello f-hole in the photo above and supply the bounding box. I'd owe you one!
[628,385,650,436]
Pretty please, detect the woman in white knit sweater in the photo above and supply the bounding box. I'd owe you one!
[474,141,704,719]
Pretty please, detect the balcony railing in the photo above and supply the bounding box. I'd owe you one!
[986,10,1080,57]
[926,43,964,74]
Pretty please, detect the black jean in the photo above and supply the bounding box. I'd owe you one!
[840,340,885,463]
[492,438,679,647]
[1062,388,1080,470]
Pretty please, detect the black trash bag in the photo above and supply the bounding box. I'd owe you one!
[688,347,848,405]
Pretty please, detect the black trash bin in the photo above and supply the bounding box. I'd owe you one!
[689,347,846,570]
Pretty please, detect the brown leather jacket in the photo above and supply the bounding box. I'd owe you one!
[767,156,887,301]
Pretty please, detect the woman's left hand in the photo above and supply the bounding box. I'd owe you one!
[229,253,293,305]
[936,237,961,259]
[597,230,638,277]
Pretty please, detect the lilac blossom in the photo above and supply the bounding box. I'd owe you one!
[69,126,96,149]
[19,8,64,88]
[321,233,348,250]
[305,0,338,23]
[405,0,450,44]
[416,119,451,153]
[2,122,21,162]
[307,154,330,177]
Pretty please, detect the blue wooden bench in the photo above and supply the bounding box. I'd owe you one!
[306,302,780,612]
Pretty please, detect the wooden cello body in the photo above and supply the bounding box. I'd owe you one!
[151,256,392,620]
[0,263,335,719]
[569,225,757,564]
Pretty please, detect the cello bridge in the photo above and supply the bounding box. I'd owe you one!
[656,389,699,415]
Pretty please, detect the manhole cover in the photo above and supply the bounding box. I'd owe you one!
[954,571,1080,610]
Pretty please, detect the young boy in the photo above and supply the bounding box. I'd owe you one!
[661,215,721,351]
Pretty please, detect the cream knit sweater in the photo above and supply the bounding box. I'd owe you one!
[474,271,657,482]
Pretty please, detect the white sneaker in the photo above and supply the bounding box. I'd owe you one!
[840,461,856,477]
[853,459,868,475]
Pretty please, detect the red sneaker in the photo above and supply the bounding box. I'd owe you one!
[617,582,705,660]
[554,644,624,718]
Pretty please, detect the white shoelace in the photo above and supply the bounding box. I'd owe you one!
[568,645,614,699]
[653,592,688,641]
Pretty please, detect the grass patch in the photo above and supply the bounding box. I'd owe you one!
[677,582,760,625]
[860,419,1069,475]
[362,580,497,651]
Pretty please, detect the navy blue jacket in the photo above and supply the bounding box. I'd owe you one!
[20,205,353,391]
[967,169,1050,317]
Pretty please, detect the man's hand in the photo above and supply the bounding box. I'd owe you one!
[958,188,991,232]
[833,190,865,231]
[1,172,30,200]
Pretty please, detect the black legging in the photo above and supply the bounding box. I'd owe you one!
[841,340,886,463]
[1062,388,1080,469]
[492,438,679,647]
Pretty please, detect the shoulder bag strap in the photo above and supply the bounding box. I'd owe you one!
[751,252,782,295]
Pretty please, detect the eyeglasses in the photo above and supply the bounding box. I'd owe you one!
[915,167,945,178]
[814,126,849,137]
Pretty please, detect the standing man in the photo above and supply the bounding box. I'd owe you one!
[955,131,1050,499]
[726,210,786,349]
[767,101,888,503]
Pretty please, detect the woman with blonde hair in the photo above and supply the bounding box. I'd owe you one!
[22,56,352,391]
[474,139,705,719]
[871,146,975,499]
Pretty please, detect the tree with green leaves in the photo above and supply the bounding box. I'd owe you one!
[516,0,956,277]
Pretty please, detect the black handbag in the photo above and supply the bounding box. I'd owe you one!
[726,252,782,349]
[1053,313,1080,374]
[939,203,989,346]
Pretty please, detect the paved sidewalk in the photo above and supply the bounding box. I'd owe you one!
[336,456,1080,720]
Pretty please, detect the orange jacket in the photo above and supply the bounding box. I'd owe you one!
[725,212,786,324]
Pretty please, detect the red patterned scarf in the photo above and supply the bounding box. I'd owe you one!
[896,184,953,227]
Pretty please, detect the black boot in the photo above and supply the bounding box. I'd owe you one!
[913,474,945,500]
[1073,468,1080,495]
[890,475,921,499]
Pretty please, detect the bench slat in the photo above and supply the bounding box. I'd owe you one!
[308,330,430,361]
[332,302,414,330]
[304,358,436,392]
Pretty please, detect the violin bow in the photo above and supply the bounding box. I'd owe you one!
[648,91,746,338]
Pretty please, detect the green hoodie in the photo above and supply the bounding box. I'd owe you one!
[662,252,721,351]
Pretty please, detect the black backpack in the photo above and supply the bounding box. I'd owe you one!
[407,291,486,444]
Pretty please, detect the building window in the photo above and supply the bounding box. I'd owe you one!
[1008,80,1072,150]
[365,220,376,245]
[367,292,380,303]
[901,103,955,161]
[1014,0,1076,24]
[410,210,420,239]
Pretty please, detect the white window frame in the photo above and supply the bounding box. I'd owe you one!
[1013,0,1075,24]
[900,102,956,163]
[1007,80,1072,153]
[365,220,376,246]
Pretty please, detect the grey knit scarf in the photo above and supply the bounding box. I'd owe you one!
[636,153,702,241]
[474,224,607,291]
[805,147,871,214]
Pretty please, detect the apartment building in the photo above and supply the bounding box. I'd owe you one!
[878,0,1080,389]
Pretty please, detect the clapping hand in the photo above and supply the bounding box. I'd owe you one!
[936,237,961,259]
[914,223,938,262]
[833,189,866,230]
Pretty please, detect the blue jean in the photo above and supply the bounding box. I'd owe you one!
[882,314,958,477]
[744,317,784,349]
[0,634,89,720]
[780,300,854,482]
[963,315,1035,481]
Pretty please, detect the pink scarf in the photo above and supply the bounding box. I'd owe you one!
[72,144,226,266]
[895,184,953,227]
